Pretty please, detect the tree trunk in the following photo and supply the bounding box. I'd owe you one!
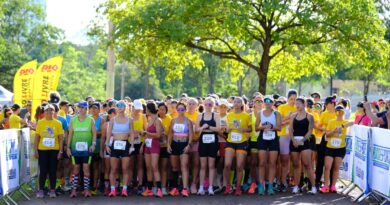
[363,76,371,98]
[329,76,333,96]
[257,36,271,94]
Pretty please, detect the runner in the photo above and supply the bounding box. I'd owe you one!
[354,102,371,126]
[247,95,263,194]
[185,98,200,194]
[223,97,252,196]
[89,102,104,194]
[66,101,97,198]
[277,90,297,192]
[320,105,353,193]
[196,97,221,196]
[255,96,281,195]
[167,102,194,197]
[35,104,64,198]
[289,98,317,194]
[158,102,172,196]
[216,99,230,192]
[142,101,164,198]
[131,99,147,194]
[364,99,390,129]
[101,108,116,195]
[315,97,337,188]
[9,104,28,129]
[0,108,12,129]
[105,101,134,197]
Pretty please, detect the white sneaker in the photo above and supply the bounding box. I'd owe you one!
[308,186,317,195]
[197,187,205,196]
[292,185,300,194]
[162,187,168,196]
[208,187,214,196]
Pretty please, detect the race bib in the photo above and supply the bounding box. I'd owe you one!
[75,142,88,152]
[263,131,275,140]
[114,141,126,150]
[145,138,153,148]
[173,124,185,133]
[294,136,305,145]
[231,132,242,142]
[331,138,342,148]
[42,138,55,148]
[202,134,215,144]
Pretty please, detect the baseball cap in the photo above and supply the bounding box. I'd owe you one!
[218,99,231,107]
[264,96,274,104]
[44,104,55,111]
[77,101,89,108]
[89,102,101,109]
[335,105,345,111]
[133,100,143,110]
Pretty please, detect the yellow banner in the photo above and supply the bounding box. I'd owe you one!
[32,56,63,120]
[13,60,37,107]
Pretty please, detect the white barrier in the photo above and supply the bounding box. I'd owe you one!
[371,127,390,198]
[352,125,370,194]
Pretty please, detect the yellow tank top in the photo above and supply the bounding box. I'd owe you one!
[133,113,145,143]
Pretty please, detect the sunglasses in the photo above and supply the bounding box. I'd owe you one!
[255,100,263,104]
[116,103,126,108]
[205,103,213,107]
[176,107,186,112]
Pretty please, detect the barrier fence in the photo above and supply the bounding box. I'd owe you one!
[0,126,389,204]
[340,125,390,204]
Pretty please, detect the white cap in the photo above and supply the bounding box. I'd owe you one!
[218,99,231,107]
[44,104,55,111]
[133,99,143,110]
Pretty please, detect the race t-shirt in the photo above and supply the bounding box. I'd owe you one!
[227,112,251,143]
[277,104,296,137]
[319,111,337,138]
[9,114,21,129]
[71,116,93,156]
[326,119,348,149]
[36,119,64,150]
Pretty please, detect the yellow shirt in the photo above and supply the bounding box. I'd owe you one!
[277,104,296,137]
[0,114,4,122]
[36,119,64,150]
[160,115,172,147]
[227,112,251,143]
[133,113,146,143]
[59,110,66,117]
[171,111,179,119]
[326,119,348,149]
[9,114,21,129]
[308,110,322,143]
[250,111,259,142]
[319,111,337,137]
[185,111,199,139]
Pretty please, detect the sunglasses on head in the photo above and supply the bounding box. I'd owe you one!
[176,107,186,112]
[116,103,126,108]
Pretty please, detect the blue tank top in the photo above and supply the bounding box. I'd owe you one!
[112,117,131,134]
[94,115,102,133]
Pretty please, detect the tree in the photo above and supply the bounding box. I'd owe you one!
[104,0,388,94]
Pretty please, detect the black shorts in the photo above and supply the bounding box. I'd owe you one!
[325,147,346,158]
[199,133,219,158]
[130,143,143,156]
[290,138,311,152]
[249,140,258,153]
[110,141,131,158]
[160,147,170,158]
[310,135,317,151]
[225,142,248,154]
[171,141,188,156]
[257,131,279,152]
[72,156,91,165]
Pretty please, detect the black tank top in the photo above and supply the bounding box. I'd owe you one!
[293,113,309,136]
[200,112,216,127]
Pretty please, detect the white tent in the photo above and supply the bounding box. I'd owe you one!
[0,85,13,106]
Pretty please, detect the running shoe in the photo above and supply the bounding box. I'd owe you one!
[181,188,189,197]
[258,183,265,196]
[268,183,275,195]
[234,186,242,196]
[248,182,257,194]
[137,186,145,195]
[169,188,180,196]
[49,190,57,198]
[121,189,128,197]
[70,189,77,198]
[292,185,300,194]
[190,183,197,194]
[104,187,110,196]
[156,188,163,198]
[197,187,205,196]
[162,187,168,196]
[280,183,288,193]
[319,185,329,193]
[224,184,232,195]
[308,186,318,195]
[36,190,44,198]
[142,188,154,197]
[84,190,92,197]
[208,187,215,196]
[108,190,117,197]
[330,185,337,193]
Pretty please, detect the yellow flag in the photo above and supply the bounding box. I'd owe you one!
[13,60,37,107]
[32,56,63,120]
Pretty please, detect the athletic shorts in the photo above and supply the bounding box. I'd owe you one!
[219,142,226,157]
[144,138,160,154]
[131,143,143,156]
[290,138,311,153]
[325,147,346,158]
[279,136,291,155]
[249,140,258,153]
[72,156,91,165]
[110,140,131,158]
[310,135,317,151]
[160,147,169,158]
[171,141,189,156]
[257,131,279,152]
[225,142,248,154]
[199,133,219,158]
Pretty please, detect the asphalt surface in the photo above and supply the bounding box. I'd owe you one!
[19,190,368,205]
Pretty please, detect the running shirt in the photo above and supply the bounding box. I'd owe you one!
[160,115,172,147]
[277,104,296,137]
[9,114,21,129]
[319,111,337,137]
[185,111,199,139]
[227,112,251,143]
[70,116,93,156]
[326,119,349,149]
[308,110,322,143]
[36,119,64,150]
[250,111,260,142]
[59,109,66,117]
[57,116,69,132]
[93,115,103,153]
[354,114,371,126]
[133,113,146,144]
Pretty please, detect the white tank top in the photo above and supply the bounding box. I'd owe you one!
[260,110,276,127]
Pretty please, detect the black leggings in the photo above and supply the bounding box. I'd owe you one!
[38,150,59,190]
[315,137,333,185]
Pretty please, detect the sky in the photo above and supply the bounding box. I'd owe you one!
[46,0,106,45]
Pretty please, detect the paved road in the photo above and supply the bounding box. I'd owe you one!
[19,191,368,205]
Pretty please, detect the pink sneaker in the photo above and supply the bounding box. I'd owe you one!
[330,185,337,193]
[181,188,189,197]
[70,189,77,198]
[156,188,163,198]
[320,185,329,193]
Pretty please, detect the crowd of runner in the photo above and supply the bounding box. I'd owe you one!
[0,90,389,199]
